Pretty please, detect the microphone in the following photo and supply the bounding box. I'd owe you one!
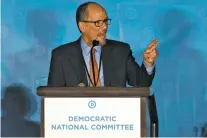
[90,40,99,87]
[78,82,85,87]
[92,40,99,47]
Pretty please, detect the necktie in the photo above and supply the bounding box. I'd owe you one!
[89,48,101,87]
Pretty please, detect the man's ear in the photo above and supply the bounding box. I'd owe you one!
[78,22,85,33]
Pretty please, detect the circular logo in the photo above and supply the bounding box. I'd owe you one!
[126,8,137,19]
[16,8,26,19]
[199,8,207,20]
[33,44,46,56]
[88,100,96,109]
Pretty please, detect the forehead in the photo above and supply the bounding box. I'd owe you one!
[86,4,107,21]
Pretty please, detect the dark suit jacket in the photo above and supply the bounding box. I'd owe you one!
[47,38,155,87]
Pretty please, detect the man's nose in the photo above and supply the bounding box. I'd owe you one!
[102,22,107,30]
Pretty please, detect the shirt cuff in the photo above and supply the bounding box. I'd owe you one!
[143,62,155,75]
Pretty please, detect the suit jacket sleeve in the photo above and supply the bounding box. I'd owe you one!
[47,50,65,86]
[126,44,155,87]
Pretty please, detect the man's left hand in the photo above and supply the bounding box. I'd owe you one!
[143,39,159,66]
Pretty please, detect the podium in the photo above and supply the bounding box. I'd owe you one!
[37,87,158,138]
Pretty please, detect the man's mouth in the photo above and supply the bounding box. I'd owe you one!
[98,33,106,39]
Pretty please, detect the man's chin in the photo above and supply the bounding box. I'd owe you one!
[99,39,106,46]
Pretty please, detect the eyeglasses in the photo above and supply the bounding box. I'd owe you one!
[80,19,111,27]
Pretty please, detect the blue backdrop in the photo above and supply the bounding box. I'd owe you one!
[1,0,207,137]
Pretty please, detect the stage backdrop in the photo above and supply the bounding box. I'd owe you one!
[1,0,207,137]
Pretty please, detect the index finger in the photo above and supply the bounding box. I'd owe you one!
[148,39,159,49]
[150,43,158,51]
[145,44,158,53]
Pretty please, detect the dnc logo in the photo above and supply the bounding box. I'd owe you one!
[88,100,96,109]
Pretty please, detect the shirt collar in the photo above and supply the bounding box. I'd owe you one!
[80,37,102,56]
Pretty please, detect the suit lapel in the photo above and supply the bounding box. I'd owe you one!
[102,40,113,86]
[68,38,88,86]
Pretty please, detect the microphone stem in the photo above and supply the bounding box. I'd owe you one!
[90,46,96,86]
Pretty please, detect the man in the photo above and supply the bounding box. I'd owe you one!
[47,2,158,87]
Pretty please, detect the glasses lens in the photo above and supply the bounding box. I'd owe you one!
[95,19,111,27]
[95,20,103,27]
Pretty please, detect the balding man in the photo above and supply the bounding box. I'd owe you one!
[47,2,158,87]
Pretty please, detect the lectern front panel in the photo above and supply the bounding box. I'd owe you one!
[41,97,146,138]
